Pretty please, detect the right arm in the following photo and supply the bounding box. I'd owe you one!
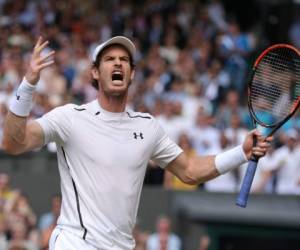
[2,114,44,155]
[1,37,55,155]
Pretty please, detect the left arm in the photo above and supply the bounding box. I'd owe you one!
[165,153,218,185]
[166,130,272,185]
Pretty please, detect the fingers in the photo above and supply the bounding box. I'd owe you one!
[247,129,273,157]
[33,37,52,59]
[26,36,55,84]
[32,36,55,68]
[36,60,55,71]
[34,37,49,53]
[265,136,273,142]
[253,138,272,157]
[252,147,267,157]
[36,51,55,64]
[249,129,273,142]
[34,36,43,49]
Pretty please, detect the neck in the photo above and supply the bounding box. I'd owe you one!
[98,93,127,113]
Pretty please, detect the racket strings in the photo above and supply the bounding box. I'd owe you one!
[250,47,300,125]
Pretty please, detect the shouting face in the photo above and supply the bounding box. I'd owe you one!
[92,45,135,97]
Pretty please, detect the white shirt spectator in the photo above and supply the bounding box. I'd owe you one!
[273,145,300,195]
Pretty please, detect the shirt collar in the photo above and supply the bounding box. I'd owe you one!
[91,99,126,120]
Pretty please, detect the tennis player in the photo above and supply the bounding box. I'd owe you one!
[2,36,272,250]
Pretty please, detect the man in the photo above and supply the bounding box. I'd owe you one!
[146,215,181,250]
[2,36,271,250]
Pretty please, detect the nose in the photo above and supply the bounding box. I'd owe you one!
[113,58,122,66]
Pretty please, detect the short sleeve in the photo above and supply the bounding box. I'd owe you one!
[36,104,75,145]
[150,120,183,168]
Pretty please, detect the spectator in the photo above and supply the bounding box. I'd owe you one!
[250,143,278,193]
[133,222,149,250]
[0,217,8,249]
[38,194,61,231]
[159,30,179,64]
[205,132,238,192]
[0,173,16,216]
[156,100,190,143]
[272,129,300,194]
[146,216,181,250]
[4,191,39,249]
[216,20,254,94]
[197,59,230,111]
[188,108,221,155]
[215,89,248,129]
[7,221,39,250]
[164,133,199,190]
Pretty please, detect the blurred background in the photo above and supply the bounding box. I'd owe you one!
[0,0,300,249]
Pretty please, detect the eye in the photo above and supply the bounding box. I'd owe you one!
[120,57,130,62]
[104,56,114,61]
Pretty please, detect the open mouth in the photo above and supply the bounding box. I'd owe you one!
[112,72,123,81]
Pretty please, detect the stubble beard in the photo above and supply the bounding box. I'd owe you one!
[101,79,131,98]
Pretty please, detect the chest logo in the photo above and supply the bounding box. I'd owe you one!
[133,132,144,139]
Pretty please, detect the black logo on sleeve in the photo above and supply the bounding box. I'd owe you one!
[133,132,144,139]
[16,94,20,100]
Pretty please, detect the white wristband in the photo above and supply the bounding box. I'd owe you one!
[9,77,36,117]
[215,145,248,174]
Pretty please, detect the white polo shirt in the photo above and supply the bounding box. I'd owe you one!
[36,100,182,250]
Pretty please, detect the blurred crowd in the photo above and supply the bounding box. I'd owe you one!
[0,0,299,193]
[0,170,198,250]
[0,172,60,250]
[0,173,203,250]
[0,0,300,249]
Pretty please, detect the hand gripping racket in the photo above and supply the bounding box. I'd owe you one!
[236,44,300,208]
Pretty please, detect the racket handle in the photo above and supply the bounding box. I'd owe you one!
[236,160,258,208]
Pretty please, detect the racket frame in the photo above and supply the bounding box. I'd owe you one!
[237,44,300,207]
[248,44,300,137]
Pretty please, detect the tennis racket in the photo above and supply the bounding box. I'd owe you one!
[236,44,300,208]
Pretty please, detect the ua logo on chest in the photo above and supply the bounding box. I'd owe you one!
[133,132,144,139]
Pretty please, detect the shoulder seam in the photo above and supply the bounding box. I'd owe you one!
[126,112,151,119]
[74,108,86,111]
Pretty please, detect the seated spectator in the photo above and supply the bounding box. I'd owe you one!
[250,143,278,193]
[215,89,248,129]
[0,173,16,216]
[164,133,198,191]
[4,191,39,247]
[197,59,230,111]
[7,221,39,250]
[146,216,181,250]
[273,129,300,194]
[188,108,221,155]
[133,221,149,250]
[38,194,61,231]
[0,217,8,249]
[205,132,238,192]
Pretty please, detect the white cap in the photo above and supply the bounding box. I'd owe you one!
[92,36,136,63]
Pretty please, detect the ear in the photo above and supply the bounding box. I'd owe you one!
[130,68,135,82]
[91,67,100,80]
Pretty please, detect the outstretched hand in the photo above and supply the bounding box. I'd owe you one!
[242,129,273,160]
[25,36,55,85]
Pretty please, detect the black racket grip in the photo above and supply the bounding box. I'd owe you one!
[236,160,258,208]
